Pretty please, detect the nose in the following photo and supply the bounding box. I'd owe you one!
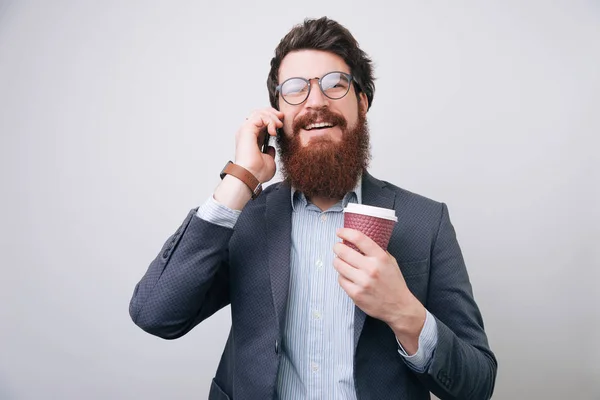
[304,80,329,109]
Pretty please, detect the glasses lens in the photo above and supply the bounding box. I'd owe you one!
[320,72,351,99]
[281,78,309,105]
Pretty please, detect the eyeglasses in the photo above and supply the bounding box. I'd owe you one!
[276,71,356,106]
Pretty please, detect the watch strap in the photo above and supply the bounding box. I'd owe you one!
[220,161,263,199]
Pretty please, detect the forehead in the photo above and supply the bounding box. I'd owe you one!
[278,50,351,82]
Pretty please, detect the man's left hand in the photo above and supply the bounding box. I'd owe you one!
[333,228,427,355]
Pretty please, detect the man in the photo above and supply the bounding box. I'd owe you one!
[130,17,497,400]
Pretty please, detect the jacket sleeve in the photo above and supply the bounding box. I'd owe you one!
[129,208,233,339]
[416,203,498,399]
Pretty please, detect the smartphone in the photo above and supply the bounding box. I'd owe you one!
[259,128,282,153]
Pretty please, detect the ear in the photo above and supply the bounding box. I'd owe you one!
[358,92,369,116]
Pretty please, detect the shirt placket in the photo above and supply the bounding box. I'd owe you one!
[307,206,329,398]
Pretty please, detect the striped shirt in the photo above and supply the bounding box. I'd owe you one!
[197,178,437,399]
[275,183,361,399]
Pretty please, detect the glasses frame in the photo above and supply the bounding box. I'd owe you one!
[276,71,358,106]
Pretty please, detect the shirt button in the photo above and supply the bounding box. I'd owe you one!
[311,362,319,372]
[320,214,327,222]
[315,259,323,268]
[313,310,321,320]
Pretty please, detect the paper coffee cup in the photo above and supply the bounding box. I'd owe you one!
[343,203,398,252]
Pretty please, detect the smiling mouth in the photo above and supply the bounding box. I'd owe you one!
[304,122,335,130]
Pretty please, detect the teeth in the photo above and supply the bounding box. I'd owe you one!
[305,122,334,130]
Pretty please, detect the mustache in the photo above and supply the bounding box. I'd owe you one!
[292,107,348,135]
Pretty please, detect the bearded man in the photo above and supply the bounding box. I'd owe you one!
[130,17,497,400]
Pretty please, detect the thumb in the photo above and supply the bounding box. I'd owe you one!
[260,147,277,181]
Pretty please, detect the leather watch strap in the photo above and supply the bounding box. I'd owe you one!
[220,161,263,199]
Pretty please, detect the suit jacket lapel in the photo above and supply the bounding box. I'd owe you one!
[354,171,397,350]
[266,182,293,336]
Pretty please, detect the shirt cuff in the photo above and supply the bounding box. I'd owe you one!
[396,310,438,373]
[196,195,241,229]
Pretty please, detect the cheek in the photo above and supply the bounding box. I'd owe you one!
[335,99,360,127]
[282,112,297,134]
[344,107,360,129]
[285,118,294,133]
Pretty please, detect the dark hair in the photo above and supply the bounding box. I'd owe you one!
[267,17,375,111]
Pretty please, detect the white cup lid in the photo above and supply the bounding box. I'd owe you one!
[343,203,398,222]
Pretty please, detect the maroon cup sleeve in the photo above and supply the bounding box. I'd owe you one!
[343,212,396,253]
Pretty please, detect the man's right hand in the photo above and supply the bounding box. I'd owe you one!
[234,107,284,184]
[213,108,284,210]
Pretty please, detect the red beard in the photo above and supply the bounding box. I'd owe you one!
[277,107,371,200]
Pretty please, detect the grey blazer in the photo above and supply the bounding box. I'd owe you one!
[129,171,497,399]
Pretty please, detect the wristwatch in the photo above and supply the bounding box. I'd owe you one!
[220,161,263,199]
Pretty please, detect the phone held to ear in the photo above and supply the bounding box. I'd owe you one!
[260,128,282,154]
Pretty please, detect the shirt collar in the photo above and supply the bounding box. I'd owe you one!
[291,175,363,211]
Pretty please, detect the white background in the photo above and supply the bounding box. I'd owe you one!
[0,1,598,399]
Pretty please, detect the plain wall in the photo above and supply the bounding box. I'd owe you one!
[1,1,598,399]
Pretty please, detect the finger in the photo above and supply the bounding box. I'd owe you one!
[263,112,283,134]
[269,108,285,119]
[255,113,282,137]
[248,108,283,123]
[260,149,277,178]
[333,255,364,285]
[249,113,271,130]
[338,273,359,299]
[267,119,277,136]
[336,228,383,257]
[237,123,267,154]
[260,145,276,162]
[333,241,365,270]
